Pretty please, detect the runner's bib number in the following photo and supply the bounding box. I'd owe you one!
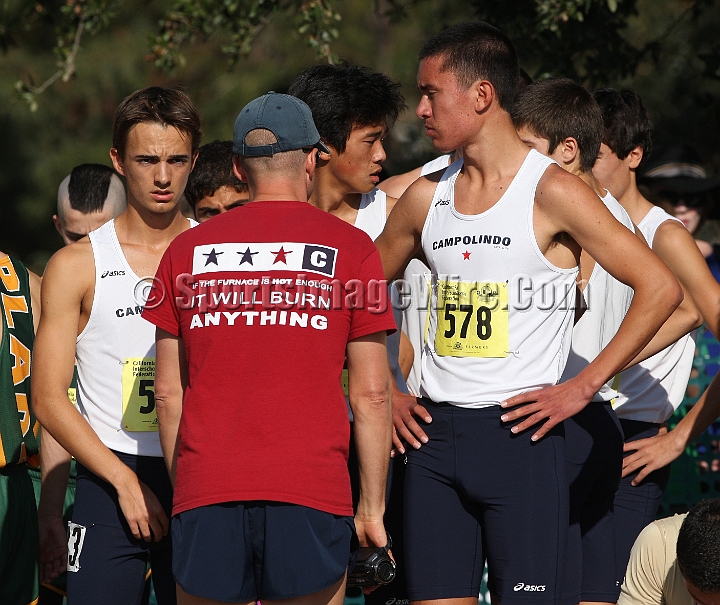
[434,280,509,358]
[121,357,157,432]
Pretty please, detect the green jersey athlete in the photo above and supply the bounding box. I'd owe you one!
[0,253,42,605]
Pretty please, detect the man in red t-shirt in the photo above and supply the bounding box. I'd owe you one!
[144,92,395,605]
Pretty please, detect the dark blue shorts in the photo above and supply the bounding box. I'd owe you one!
[404,399,568,605]
[564,402,623,603]
[68,451,175,605]
[172,501,354,602]
[614,420,671,586]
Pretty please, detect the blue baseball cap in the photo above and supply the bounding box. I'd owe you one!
[233,92,330,157]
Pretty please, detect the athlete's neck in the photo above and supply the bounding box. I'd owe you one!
[309,187,362,225]
[115,201,188,248]
[460,115,531,183]
[309,167,364,222]
[616,172,654,224]
[576,171,605,198]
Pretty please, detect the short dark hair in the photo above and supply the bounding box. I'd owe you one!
[184,140,248,209]
[592,88,653,164]
[112,87,202,158]
[677,499,720,593]
[287,63,406,153]
[68,164,117,213]
[512,78,602,173]
[418,21,519,113]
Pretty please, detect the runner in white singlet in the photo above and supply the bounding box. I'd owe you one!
[593,88,720,588]
[33,87,201,605]
[375,22,681,605]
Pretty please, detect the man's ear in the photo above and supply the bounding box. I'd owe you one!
[110,148,125,177]
[232,155,247,183]
[190,150,199,172]
[473,80,495,113]
[558,137,580,165]
[306,149,317,180]
[627,146,644,170]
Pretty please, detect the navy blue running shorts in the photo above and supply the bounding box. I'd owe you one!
[564,402,624,604]
[67,451,175,605]
[614,419,671,586]
[172,501,354,602]
[404,399,569,605]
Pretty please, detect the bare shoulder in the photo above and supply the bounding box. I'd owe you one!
[653,217,705,257]
[535,164,594,206]
[385,194,399,218]
[43,239,95,299]
[654,216,693,242]
[378,166,423,199]
[390,172,442,228]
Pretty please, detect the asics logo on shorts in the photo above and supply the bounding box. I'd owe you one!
[513,583,546,592]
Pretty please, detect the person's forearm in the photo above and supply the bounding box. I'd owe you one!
[34,391,133,491]
[352,391,392,518]
[575,279,682,394]
[156,395,182,486]
[37,428,72,519]
[623,293,702,369]
[670,374,720,448]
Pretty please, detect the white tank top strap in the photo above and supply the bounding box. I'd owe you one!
[638,205,683,247]
[354,188,387,242]
[420,154,452,176]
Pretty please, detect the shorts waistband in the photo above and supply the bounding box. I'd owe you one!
[418,397,502,413]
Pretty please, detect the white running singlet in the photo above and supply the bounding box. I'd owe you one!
[560,191,635,401]
[420,151,579,408]
[354,189,387,241]
[420,154,452,177]
[75,218,196,456]
[612,206,697,423]
[401,155,454,395]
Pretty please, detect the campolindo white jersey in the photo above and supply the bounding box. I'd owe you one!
[420,150,579,408]
[560,191,635,401]
[354,188,387,242]
[401,155,454,396]
[421,154,452,177]
[612,206,697,423]
[75,218,196,455]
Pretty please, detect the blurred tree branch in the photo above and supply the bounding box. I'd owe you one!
[3,0,718,109]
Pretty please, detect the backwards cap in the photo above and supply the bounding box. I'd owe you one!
[233,92,330,157]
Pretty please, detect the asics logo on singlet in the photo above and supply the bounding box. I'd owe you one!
[101,270,125,278]
[513,583,546,592]
[435,199,450,206]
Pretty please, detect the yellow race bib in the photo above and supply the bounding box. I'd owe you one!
[434,280,509,358]
[121,357,158,432]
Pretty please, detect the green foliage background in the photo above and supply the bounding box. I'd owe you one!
[1,0,719,272]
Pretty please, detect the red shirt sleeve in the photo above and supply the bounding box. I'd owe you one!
[347,247,397,341]
[142,245,182,336]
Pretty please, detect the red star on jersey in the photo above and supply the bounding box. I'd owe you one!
[271,246,292,264]
[462,250,471,260]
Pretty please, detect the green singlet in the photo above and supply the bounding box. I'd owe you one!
[0,255,39,605]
